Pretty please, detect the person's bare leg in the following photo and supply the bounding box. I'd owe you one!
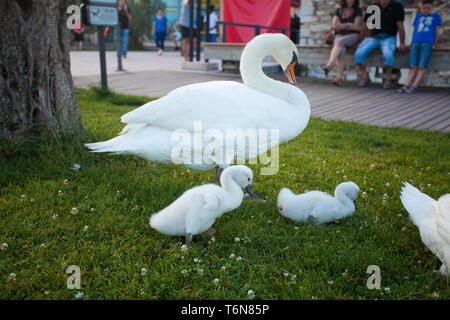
[182,38,189,61]
[405,66,418,86]
[385,66,393,82]
[336,60,345,81]
[412,67,426,87]
[357,63,369,79]
[325,45,342,69]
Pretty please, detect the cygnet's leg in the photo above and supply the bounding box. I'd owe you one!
[186,233,193,246]
[245,184,267,201]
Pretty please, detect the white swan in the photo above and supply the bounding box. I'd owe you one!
[400,182,450,277]
[149,165,253,245]
[277,182,359,224]
[85,33,310,176]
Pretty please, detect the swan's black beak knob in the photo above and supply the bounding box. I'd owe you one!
[285,52,298,85]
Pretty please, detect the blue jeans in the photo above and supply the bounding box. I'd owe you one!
[155,32,166,50]
[354,33,397,66]
[209,34,217,42]
[409,42,433,68]
[119,29,129,56]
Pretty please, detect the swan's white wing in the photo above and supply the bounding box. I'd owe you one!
[434,195,450,244]
[121,81,297,133]
[400,182,436,226]
[202,192,221,210]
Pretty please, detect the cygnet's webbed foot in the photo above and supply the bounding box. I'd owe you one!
[205,226,216,238]
[245,184,267,202]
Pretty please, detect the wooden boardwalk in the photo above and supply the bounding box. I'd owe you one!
[73,70,450,132]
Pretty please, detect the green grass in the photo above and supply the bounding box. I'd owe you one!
[0,88,449,300]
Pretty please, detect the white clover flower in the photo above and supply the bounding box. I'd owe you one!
[291,275,297,280]
[197,269,204,276]
[30,198,35,203]
[397,214,402,217]
[52,214,59,220]
[9,273,16,280]
[294,226,299,230]
[234,237,240,242]
[75,291,84,299]
[70,207,79,215]
[58,190,63,196]
[213,278,219,284]
[63,179,69,185]
[141,267,147,275]
[343,175,348,181]
[362,191,367,198]
[90,208,95,212]
[236,256,242,261]
[44,290,49,295]
[229,253,235,259]
[21,194,27,199]
[283,272,289,277]
[193,257,200,263]
[181,269,188,275]
[1,243,8,250]
[328,280,334,285]
[432,292,439,298]
[385,182,390,187]
[248,290,255,299]
[221,266,226,271]
[210,237,216,242]
[181,244,189,252]
[384,287,390,292]
[83,225,89,232]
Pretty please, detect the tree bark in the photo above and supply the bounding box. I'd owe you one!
[0,0,81,139]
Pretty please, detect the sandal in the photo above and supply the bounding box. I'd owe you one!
[397,85,410,93]
[332,77,343,87]
[406,86,418,94]
[322,66,330,77]
[358,77,371,87]
[382,80,393,89]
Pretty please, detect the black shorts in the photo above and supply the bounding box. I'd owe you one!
[180,25,197,39]
[74,32,83,41]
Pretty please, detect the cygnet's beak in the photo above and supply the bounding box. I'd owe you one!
[245,184,267,201]
[285,52,297,85]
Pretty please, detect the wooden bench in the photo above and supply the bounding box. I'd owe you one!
[203,43,450,71]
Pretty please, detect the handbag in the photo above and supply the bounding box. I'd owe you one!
[324,28,335,45]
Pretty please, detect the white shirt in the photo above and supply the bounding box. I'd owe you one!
[204,12,218,34]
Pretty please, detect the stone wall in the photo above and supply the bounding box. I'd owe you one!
[298,0,449,86]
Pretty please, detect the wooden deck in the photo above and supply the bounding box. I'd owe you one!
[73,70,450,132]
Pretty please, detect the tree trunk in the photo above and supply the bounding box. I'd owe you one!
[0,0,81,139]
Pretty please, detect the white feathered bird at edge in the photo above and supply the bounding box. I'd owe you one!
[400,182,450,280]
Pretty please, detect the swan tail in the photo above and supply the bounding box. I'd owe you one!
[400,182,436,226]
[85,136,129,154]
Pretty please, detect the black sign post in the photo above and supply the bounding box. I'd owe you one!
[81,0,118,90]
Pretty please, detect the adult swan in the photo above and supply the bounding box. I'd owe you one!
[86,33,310,190]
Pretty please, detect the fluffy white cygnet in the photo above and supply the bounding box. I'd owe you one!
[277,182,359,224]
[150,165,253,245]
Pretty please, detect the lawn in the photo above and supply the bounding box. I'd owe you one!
[0,88,449,299]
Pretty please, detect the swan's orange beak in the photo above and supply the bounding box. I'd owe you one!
[285,52,297,85]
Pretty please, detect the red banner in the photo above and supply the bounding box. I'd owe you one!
[223,0,291,43]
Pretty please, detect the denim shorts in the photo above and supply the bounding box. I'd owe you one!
[354,33,397,66]
[409,42,433,68]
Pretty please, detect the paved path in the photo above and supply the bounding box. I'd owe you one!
[71,50,450,132]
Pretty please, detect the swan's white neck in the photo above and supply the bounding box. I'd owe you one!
[220,170,244,207]
[240,37,292,102]
[335,187,355,213]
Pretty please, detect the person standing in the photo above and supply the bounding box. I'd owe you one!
[152,8,170,55]
[397,0,442,94]
[73,21,85,51]
[290,11,301,45]
[323,0,362,86]
[204,5,218,42]
[118,0,132,58]
[179,0,196,62]
[354,0,406,89]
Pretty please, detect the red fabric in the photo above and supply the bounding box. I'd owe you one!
[223,0,291,43]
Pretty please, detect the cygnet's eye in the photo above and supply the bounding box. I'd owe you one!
[248,178,250,181]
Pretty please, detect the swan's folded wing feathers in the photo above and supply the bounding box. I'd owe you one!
[434,196,450,244]
[400,182,436,226]
[120,81,286,132]
[202,192,220,210]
